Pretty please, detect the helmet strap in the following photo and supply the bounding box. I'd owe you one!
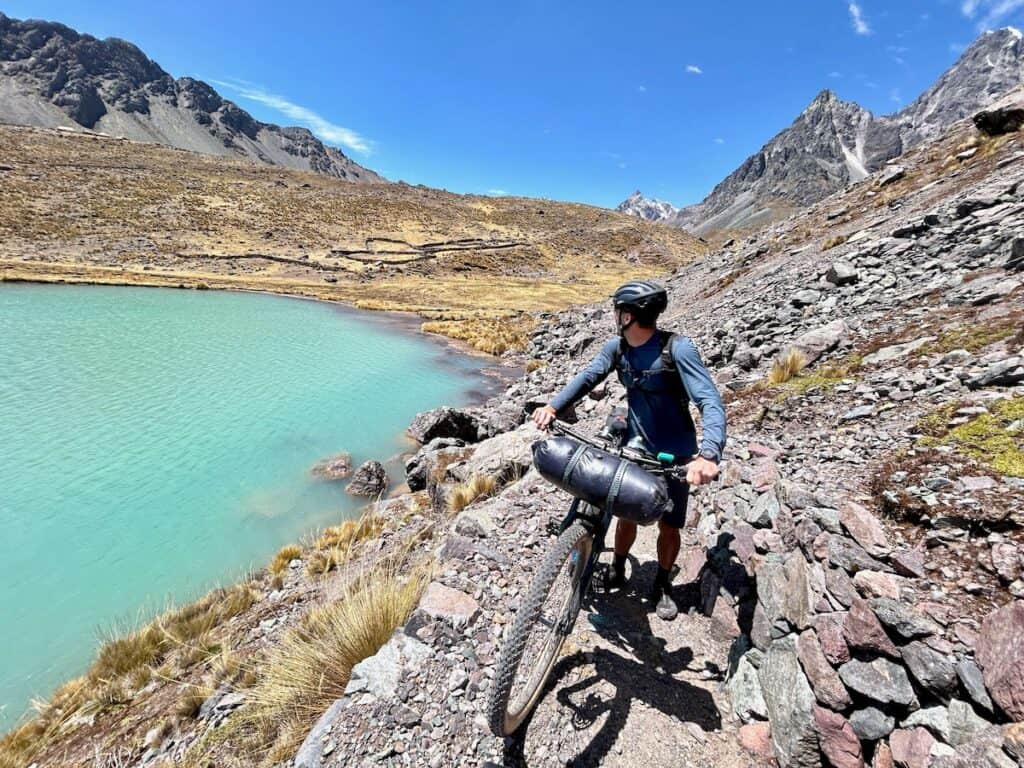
[617,309,637,337]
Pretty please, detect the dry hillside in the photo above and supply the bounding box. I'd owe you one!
[0,124,703,352]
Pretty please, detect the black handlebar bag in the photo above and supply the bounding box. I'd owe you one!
[532,436,671,525]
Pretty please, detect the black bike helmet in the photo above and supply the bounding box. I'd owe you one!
[612,280,668,320]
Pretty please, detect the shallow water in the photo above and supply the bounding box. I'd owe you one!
[0,283,489,728]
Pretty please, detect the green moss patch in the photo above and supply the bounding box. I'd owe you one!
[920,397,1024,477]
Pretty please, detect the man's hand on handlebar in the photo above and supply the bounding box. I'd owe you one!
[686,456,719,486]
[532,405,557,430]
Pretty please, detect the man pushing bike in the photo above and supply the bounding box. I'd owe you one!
[532,279,727,621]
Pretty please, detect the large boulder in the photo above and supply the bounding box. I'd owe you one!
[729,651,768,722]
[901,641,957,700]
[844,598,901,659]
[813,706,864,768]
[889,727,935,768]
[838,501,890,557]
[404,438,467,491]
[796,630,853,710]
[758,635,819,768]
[407,407,481,444]
[838,658,917,708]
[790,319,850,365]
[975,601,1024,720]
[445,424,536,485]
[345,460,388,497]
[973,105,1024,136]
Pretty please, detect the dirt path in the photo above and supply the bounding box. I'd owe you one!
[500,522,763,768]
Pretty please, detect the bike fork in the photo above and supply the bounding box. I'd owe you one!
[557,506,614,635]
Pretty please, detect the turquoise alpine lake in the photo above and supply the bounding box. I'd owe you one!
[0,283,493,729]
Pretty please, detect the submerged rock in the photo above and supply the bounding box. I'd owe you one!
[311,451,352,480]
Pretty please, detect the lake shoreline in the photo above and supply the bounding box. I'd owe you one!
[0,267,524,405]
[0,281,515,733]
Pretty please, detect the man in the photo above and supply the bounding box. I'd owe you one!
[533,279,726,620]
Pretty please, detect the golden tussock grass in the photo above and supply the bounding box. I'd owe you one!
[240,559,433,762]
[448,474,498,513]
[421,314,535,355]
[269,544,303,576]
[0,583,257,766]
[822,234,848,250]
[525,358,548,372]
[175,684,214,720]
[315,514,382,551]
[766,347,808,385]
[307,513,385,576]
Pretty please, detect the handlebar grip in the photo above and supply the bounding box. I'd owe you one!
[656,452,676,464]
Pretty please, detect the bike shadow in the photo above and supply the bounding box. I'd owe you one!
[501,564,723,767]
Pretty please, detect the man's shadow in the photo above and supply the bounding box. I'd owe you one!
[501,557,724,767]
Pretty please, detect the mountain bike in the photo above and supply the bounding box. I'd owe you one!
[486,417,689,736]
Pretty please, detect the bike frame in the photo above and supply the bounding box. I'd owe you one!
[547,420,686,635]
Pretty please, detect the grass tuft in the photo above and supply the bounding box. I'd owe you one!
[242,559,432,760]
[175,684,214,720]
[269,544,303,576]
[822,234,848,250]
[767,347,808,385]
[448,474,498,513]
[782,354,862,395]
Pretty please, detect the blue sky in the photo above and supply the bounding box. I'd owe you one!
[5,1,1024,207]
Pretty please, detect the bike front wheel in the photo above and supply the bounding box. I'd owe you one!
[486,519,593,736]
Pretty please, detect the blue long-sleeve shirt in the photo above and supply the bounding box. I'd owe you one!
[549,332,727,461]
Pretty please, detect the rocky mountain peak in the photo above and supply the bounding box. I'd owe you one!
[0,12,381,181]
[620,27,1024,234]
[616,189,680,222]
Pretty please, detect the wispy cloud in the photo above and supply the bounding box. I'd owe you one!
[961,0,1024,30]
[210,78,372,154]
[685,64,703,74]
[889,87,902,105]
[950,41,967,53]
[713,137,725,144]
[637,84,648,92]
[848,2,871,35]
[487,189,508,196]
[829,70,843,78]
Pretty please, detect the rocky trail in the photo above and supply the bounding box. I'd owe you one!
[293,96,1024,767]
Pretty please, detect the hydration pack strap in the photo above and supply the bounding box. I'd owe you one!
[604,459,629,512]
[613,331,677,379]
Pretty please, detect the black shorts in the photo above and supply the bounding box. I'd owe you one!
[661,474,690,528]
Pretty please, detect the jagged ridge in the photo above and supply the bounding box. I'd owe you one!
[621,28,1024,234]
[0,12,382,181]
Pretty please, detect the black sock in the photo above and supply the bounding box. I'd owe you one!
[613,553,627,575]
[656,567,673,590]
